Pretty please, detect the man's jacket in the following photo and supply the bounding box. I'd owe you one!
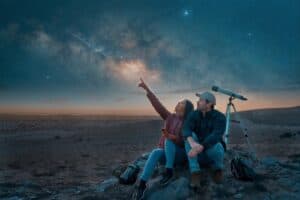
[183,109,226,150]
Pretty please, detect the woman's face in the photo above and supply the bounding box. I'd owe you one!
[175,100,186,117]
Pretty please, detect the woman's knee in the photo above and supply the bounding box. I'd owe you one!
[150,148,164,158]
[165,139,176,148]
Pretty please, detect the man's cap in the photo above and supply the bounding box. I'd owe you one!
[196,91,216,105]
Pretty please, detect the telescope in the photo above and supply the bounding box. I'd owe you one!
[211,85,256,160]
[212,86,247,101]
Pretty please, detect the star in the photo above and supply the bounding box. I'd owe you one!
[45,75,51,80]
[183,9,191,17]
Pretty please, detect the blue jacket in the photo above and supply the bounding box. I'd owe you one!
[183,109,226,150]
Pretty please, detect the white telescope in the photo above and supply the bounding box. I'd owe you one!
[212,86,247,101]
[211,85,256,160]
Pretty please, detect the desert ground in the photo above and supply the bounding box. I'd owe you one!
[0,106,300,199]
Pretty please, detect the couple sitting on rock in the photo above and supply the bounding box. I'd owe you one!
[133,78,226,200]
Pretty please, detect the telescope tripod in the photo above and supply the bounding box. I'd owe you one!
[224,96,256,160]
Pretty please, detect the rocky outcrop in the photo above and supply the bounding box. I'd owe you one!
[99,148,300,200]
[1,149,300,199]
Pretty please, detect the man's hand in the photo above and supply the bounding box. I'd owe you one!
[187,137,204,157]
[138,78,149,92]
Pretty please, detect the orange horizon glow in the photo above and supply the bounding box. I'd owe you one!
[1,101,299,116]
[1,90,299,116]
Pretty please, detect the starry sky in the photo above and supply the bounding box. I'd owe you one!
[0,0,299,115]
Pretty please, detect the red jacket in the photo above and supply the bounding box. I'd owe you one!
[146,91,184,148]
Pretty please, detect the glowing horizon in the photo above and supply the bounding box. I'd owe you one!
[1,91,299,115]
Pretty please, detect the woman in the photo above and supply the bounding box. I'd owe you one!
[133,78,194,200]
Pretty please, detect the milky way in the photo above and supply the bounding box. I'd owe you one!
[0,0,299,114]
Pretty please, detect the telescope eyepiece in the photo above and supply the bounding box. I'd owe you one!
[212,86,219,92]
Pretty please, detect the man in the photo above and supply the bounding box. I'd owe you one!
[183,91,226,188]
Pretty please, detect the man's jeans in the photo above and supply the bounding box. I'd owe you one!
[184,133,224,173]
[140,139,186,181]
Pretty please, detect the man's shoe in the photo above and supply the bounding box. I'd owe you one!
[212,169,223,184]
[159,168,173,186]
[132,185,146,200]
[190,171,203,188]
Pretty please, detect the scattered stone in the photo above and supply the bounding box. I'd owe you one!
[227,187,238,195]
[279,132,296,139]
[95,177,119,192]
[3,196,23,200]
[7,161,22,170]
[112,164,127,178]
[233,193,243,199]
[288,153,300,161]
[31,169,55,177]
[145,177,190,200]
[54,135,61,140]
[21,180,41,190]
[80,195,102,200]
[261,156,278,167]
[81,154,90,158]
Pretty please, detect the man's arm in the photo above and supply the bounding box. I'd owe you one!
[183,111,205,157]
[182,111,196,139]
[201,113,226,150]
[183,112,199,146]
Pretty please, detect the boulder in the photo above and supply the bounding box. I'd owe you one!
[145,177,190,200]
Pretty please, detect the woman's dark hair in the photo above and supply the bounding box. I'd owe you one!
[183,100,194,120]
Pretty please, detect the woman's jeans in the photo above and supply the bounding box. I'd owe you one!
[140,139,186,181]
[184,133,224,173]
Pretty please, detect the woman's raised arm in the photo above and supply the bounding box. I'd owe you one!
[138,78,171,120]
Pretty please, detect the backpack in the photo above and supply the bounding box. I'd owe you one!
[230,157,256,181]
[119,164,140,185]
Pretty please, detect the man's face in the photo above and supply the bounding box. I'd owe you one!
[197,98,212,111]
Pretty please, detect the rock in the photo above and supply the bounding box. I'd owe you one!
[20,180,42,190]
[95,177,119,192]
[3,196,23,200]
[233,193,243,199]
[261,156,278,167]
[145,177,190,200]
[134,155,148,169]
[31,169,55,177]
[80,195,103,200]
[271,191,298,199]
[54,135,61,140]
[7,161,22,170]
[288,153,300,163]
[81,154,90,158]
[227,187,238,195]
[279,132,296,139]
[141,152,150,159]
[112,164,127,178]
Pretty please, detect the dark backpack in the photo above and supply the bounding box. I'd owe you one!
[230,157,256,181]
[119,164,140,185]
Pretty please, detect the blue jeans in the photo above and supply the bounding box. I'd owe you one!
[184,133,224,173]
[140,139,186,181]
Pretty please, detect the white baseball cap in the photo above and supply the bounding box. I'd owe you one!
[196,91,216,105]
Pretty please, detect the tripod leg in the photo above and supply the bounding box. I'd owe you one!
[224,103,231,144]
[231,103,257,160]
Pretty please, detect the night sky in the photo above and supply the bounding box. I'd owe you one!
[0,0,299,115]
